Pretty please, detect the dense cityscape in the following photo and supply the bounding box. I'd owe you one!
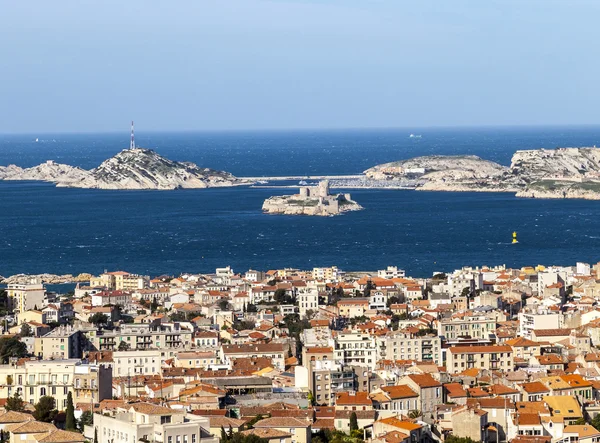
[0,261,598,443]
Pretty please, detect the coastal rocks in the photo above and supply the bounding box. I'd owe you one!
[1,273,92,284]
[0,148,252,190]
[364,155,514,192]
[510,148,600,182]
[263,180,363,216]
[516,180,600,200]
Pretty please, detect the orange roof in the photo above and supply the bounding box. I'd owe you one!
[381,385,418,399]
[406,374,442,388]
[449,345,512,354]
[336,392,372,406]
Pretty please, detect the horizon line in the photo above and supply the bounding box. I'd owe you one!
[2,122,600,136]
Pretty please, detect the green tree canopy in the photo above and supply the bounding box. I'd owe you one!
[0,336,28,363]
[349,412,358,431]
[88,313,108,326]
[65,392,76,430]
[5,391,25,412]
[33,396,58,423]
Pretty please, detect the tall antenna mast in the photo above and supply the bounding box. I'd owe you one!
[130,121,135,149]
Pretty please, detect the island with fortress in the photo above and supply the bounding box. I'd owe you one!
[262,180,363,216]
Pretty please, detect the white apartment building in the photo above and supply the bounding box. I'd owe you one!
[91,290,132,307]
[92,403,217,443]
[518,308,562,338]
[438,315,497,341]
[446,345,514,373]
[334,332,378,370]
[298,287,319,318]
[93,322,193,352]
[312,266,342,281]
[89,271,148,291]
[378,266,406,279]
[0,359,112,408]
[6,278,45,313]
[383,331,442,366]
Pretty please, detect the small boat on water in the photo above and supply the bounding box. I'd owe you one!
[409,134,422,139]
[299,180,308,185]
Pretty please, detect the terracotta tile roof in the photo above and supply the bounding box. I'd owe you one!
[516,413,541,426]
[35,429,87,442]
[563,425,600,438]
[241,428,292,439]
[380,385,418,399]
[5,421,56,434]
[444,383,467,398]
[377,417,422,432]
[406,374,442,388]
[520,381,550,394]
[336,392,372,406]
[448,345,512,353]
[129,402,179,415]
[532,328,572,337]
[253,417,311,428]
[0,411,34,424]
[312,418,335,430]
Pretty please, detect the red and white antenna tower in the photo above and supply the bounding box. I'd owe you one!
[130,121,135,149]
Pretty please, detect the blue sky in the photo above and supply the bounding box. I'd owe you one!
[1,0,599,133]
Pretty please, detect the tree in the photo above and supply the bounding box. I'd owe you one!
[246,303,258,313]
[221,426,228,442]
[79,410,93,431]
[65,392,76,430]
[88,313,108,326]
[5,391,25,412]
[0,336,28,363]
[407,410,421,419]
[245,414,264,429]
[19,323,32,338]
[150,296,159,312]
[386,296,400,307]
[218,299,232,311]
[118,341,131,351]
[349,412,358,432]
[574,417,587,425]
[274,289,291,304]
[363,279,376,298]
[33,396,58,423]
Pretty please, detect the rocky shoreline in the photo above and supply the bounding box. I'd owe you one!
[0,148,253,190]
[0,273,92,284]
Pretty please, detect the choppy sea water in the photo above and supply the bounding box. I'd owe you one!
[1,126,600,277]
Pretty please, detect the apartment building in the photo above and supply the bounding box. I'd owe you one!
[91,290,132,307]
[221,343,286,370]
[518,307,562,338]
[89,271,149,291]
[383,331,442,366]
[92,403,217,443]
[446,345,514,373]
[312,266,341,281]
[6,278,45,313]
[93,322,193,352]
[438,315,497,341]
[378,266,406,279]
[334,332,377,370]
[0,359,111,408]
[34,326,84,360]
[298,287,319,318]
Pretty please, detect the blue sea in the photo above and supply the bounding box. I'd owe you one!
[1,126,600,278]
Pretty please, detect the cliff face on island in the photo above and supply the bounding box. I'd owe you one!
[0,148,251,190]
[364,147,600,200]
[263,181,363,216]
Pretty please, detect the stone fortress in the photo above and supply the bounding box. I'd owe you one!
[262,180,363,216]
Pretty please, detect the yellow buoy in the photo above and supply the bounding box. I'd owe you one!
[512,231,518,244]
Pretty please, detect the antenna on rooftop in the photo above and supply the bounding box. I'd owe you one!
[130,121,135,149]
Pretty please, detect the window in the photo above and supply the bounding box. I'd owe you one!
[192,434,196,443]
[168,437,172,443]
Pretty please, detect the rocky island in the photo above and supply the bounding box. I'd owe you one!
[0,148,252,190]
[361,147,600,200]
[262,180,363,216]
